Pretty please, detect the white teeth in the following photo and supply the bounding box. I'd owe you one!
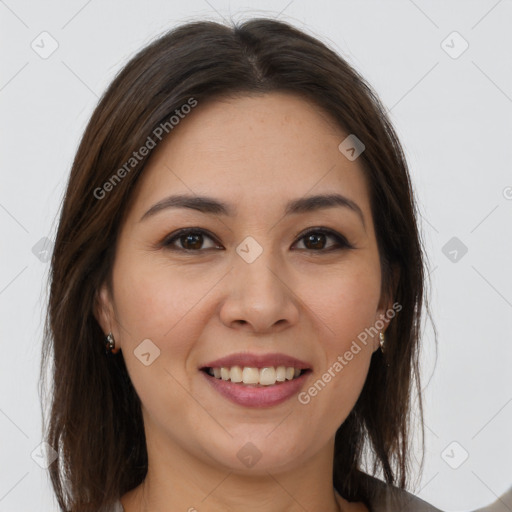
[259,367,276,386]
[207,366,304,386]
[230,365,243,383]
[242,367,260,384]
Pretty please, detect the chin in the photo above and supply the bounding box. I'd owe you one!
[195,428,315,475]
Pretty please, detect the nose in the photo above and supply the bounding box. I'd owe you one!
[218,245,300,334]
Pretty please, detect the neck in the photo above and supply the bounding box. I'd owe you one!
[122,420,345,512]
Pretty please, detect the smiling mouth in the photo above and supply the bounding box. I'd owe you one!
[201,366,310,387]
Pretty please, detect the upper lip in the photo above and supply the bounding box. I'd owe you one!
[201,352,312,370]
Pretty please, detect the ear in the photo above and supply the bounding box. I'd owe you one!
[373,263,400,351]
[93,282,120,353]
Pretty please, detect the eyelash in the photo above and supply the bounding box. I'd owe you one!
[161,227,353,253]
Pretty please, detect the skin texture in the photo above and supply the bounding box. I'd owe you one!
[95,92,394,512]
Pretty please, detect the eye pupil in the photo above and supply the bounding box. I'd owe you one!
[181,232,203,250]
[304,232,326,250]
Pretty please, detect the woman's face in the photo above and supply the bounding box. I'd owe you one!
[97,92,392,475]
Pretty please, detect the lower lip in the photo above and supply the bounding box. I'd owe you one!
[201,371,310,408]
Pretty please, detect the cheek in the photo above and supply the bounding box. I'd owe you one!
[305,262,382,349]
[110,256,214,419]
[300,263,380,402]
[283,266,381,444]
[111,258,212,428]
[112,256,217,343]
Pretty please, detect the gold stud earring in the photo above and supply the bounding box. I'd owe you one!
[379,331,385,354]
[104,332,116,356]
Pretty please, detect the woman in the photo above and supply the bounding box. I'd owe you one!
[41,18,441,512]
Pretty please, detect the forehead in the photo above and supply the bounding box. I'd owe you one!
[128,92,372,222]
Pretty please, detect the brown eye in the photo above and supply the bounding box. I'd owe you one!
[179,232,203,250]
[303,232,327,250]
[162,229,221,251]
[293,228,352,252]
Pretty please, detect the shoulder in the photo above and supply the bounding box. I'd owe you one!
[357,472,444,512]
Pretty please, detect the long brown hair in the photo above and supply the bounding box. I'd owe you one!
[40,18,436,511]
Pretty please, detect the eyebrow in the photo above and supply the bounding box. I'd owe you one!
[139,193,366,229]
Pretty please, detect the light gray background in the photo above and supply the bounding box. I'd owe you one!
[1,1,511,511]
